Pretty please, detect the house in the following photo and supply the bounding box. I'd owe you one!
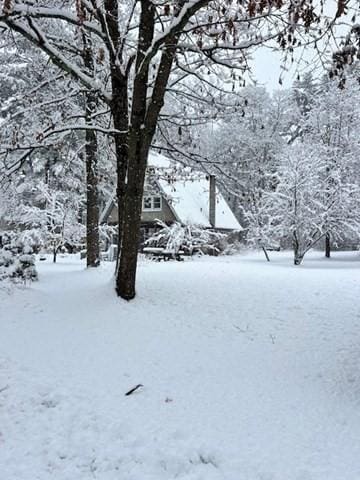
[100,152,242,247]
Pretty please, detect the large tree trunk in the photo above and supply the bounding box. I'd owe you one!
[85,113,100,267]
[111,79,129,265]
[103,0,130,268]
[115,133,149,299]
[82,36,100,268]
[325,232,331,258]
[115,0,155,299]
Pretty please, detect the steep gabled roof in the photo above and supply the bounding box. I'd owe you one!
[149,152,241,229]
[158,178,242,230]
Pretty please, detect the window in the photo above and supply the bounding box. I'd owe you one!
[143,196,152,210]
[142,196,162,211]
[153,196,161,210]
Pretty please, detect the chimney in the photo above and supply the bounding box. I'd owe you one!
[209,175,216,228]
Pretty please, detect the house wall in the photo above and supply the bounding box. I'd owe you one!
[107,198,176,226]
[0,218,8,231]
[142,199,176,223]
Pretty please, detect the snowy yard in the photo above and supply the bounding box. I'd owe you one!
[1,251,360,480]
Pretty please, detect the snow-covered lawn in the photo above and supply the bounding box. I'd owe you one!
[1,251,360,480]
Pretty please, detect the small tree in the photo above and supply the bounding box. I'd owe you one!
[15,181,85,262]
[257,141,360,265]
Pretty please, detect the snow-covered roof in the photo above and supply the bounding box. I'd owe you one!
[159,178,242,230]
[99,196,115,224]
[148,152,241,230]
[147,151,172,169]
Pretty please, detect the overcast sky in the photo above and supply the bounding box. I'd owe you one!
[251,1,356,91]
[252,48,288,91]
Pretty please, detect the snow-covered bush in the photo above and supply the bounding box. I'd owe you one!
[0,248,15,282]
[10,247,38,283]
[221,239,242,256]
[0,248,14,268]
[144,221,229,256]
[15,182,85,263]
[0,232,38,284]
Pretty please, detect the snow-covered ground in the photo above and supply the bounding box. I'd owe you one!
[1,251,360,480]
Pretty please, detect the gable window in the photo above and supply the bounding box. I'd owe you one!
[153,196,161,209]
[143,195,162,211]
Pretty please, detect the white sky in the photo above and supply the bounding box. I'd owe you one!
[252,48,289,90]
[250,1,357,91]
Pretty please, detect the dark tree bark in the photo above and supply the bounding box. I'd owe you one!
[111,82,128,263]
[294,254,304,265]
[103,0,129,270]
[115,0,154,299]
[262,246,270,262]
[115,146,147,299]
[85,109,100,267]
[53,245,61,263]
[83,37,100,267]
[325,233,331,258]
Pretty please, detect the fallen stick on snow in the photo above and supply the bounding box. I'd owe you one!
[125,384,143,396]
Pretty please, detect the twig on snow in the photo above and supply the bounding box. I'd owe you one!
[125,384,143,396]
